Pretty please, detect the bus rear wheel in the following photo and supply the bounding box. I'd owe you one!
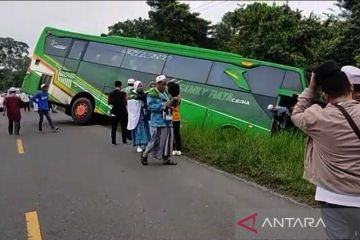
[71,97,93,124]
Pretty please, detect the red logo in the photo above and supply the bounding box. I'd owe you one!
[237,213,258,234]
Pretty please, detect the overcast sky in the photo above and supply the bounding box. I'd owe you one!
[0,1,340,54]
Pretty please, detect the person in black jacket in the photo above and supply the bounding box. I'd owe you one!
[108,81,130,145]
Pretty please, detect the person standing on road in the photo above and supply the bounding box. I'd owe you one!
[291,60,360,240]
[167,80,182,156]
[127,80,151,152]
[108,80,129,145]
[3,87,24,135]
[123,78,135,96]
[141,75,178,165]
[20,92,30,112]
[31,84,59,133]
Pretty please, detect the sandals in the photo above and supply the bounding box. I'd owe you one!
[140,153,148,165]
[141,154,177,166]
[163,159,177,165]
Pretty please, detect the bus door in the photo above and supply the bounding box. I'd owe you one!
[39,73,53,93]
[274,71,304,130]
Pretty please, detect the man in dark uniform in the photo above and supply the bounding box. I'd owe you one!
[108,81,130,145]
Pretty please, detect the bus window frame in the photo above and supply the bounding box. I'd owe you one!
[66,39,89,61]
[61,39,89,73]
[82,41,127,68]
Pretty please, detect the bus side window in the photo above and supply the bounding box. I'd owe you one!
[281,71,302,92]
[68,40,87,60]
[121,48,167,75]
[207,62,250,91]
[83,42,126,67]
[163,55,212,84]
[44,35,71,57]
[44,35,72,65]
[245,66,285,97]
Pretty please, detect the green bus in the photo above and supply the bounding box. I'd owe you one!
[22,27,307,133]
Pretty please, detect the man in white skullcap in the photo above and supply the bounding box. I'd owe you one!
[342,65,360,101]
[141,75,178,166]
[123,78,135,97]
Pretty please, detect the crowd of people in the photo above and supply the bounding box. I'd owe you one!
[2,61,360,239]
[108,75,182,166]
[1,84,59,135]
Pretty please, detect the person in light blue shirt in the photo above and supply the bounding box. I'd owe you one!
[31,84,59,132]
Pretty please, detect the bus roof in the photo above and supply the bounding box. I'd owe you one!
[42,26,305,74]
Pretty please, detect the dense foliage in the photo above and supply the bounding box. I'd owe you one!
[108,0,360,71]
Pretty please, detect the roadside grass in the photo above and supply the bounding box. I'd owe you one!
[182,126,316,206]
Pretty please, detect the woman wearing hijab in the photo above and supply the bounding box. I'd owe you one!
[127,80,151,153]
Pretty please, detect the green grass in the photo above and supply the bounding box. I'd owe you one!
[182,126,317,206]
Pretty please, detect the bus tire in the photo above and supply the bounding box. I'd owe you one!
[71,97,93,124]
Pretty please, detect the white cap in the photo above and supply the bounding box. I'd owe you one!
[9,87,17,92]
[127,78,135,85]
[156,75,167,83]
[341,66,360,85]
[41,84,47,89]
[267,104,274,110]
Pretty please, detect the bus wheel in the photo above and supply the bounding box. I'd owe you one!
[71,97,93,124]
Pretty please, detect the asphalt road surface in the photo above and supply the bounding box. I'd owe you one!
[0,111,327,240]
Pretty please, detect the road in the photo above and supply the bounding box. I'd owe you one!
[0,111,327,240]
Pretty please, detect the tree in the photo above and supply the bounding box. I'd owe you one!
[0,37,29,71]
[147,0,211,47]
[108,0,212,48]
[290,13,345,70]
[209,12,238,52]
[333,0,360,66]
[146,0,177,9]
[0,37,30,90]
[108,17,154,39]
[212,3,304,66]
[211,2,345,70]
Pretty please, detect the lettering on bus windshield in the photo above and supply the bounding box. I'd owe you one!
[180,82,250,105]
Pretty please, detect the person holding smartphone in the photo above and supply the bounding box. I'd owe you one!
[141,75,177,166]
[291,60,360,240]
